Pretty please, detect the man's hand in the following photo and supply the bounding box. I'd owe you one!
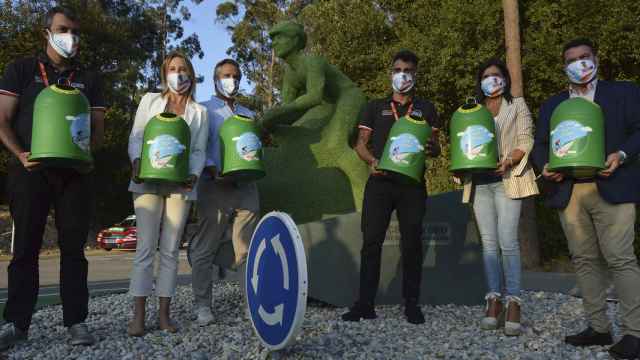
[183,174,198,191]
[369,159,386,176]
[18,152,40,171]
[542,163,564,182]
[205,167,237,186]
[598,152,623,178]
[202,165,216,178]
[131,158,142,183]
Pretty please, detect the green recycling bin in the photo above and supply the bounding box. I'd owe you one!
[548,97,605,178]
[449,102,498,172]
[29,84,92,167]
[378,115,432,183]
[219,114,265,182]
[139,112,190,183]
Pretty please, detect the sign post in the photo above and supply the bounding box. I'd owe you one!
[245,211,308,350]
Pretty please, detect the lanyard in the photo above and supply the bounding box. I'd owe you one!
[390,101,413,121]
[38,62,75,87]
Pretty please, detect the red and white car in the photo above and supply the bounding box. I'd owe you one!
[96,215,194,251]
[96,215,137,251]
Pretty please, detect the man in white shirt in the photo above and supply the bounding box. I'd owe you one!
[188,59,259,325]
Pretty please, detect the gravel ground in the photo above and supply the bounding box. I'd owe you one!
[1,283,622,360]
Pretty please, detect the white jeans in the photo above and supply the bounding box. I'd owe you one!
[129,193,191,298]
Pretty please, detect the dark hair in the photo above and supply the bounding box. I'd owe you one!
[214,58,242,81]
[44,6,78,29]
[475,58,513,104]
[562,38,598,58]
[392,50,419,67]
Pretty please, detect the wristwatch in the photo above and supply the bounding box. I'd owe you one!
[618,150,627,164]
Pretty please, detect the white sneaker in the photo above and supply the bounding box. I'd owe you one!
[194,307,214,326]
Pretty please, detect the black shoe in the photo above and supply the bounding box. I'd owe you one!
[565,327,613,347]
[609,335,640,359]
[0,324,28,351]
[404,303,425,325]
[341,302,377,322]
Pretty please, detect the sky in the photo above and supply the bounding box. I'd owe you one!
[180,0,251,102]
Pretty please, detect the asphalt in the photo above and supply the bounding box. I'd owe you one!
[0,250,576,318]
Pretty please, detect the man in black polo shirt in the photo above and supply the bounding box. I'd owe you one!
[342,50,440,324]
[0,6,105,349]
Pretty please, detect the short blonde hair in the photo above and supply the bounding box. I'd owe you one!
[160,51,196,100]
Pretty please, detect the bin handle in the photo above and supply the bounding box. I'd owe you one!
[465,97,478,105]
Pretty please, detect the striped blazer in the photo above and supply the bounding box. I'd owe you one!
[461,96,539,203]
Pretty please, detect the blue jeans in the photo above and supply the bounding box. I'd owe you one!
[472,182,522,297]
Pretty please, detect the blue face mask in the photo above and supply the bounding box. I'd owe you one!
[565,59,597,84]
[481,76,505,98]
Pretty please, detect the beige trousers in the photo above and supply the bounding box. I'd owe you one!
[188,179,259,308]
[558,182,640,336]
[129,193,191,298]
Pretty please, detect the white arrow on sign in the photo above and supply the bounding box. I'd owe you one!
[258,304,284,326]
[250,234,290,326]
[251,239,266,294]
[271,234,290,290]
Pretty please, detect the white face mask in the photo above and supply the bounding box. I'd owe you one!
[392,72,414,93]
[565,59,598,84]
[215,77,239,98]
[47,30,79,59]
[481,76,505,98]
[167,72,191,94]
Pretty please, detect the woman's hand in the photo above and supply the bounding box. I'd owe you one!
[495,160,510,176]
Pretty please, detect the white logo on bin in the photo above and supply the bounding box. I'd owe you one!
[66,114,91,151]
[388,133,423,164]
[147,135,186,169]
[233,132,262,161]
[458,125,494,160]
[551,120,592,158]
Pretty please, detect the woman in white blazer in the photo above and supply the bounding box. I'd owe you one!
[455,59,538,337]
[126,52,208,336]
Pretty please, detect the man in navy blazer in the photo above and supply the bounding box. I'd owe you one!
[532,38,640,359]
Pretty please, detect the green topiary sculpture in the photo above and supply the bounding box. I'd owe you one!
[258,21,369,223]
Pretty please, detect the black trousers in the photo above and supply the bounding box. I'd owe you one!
[4,164,92,330]
[359,175,426,305]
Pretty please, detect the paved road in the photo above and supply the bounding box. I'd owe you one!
[0,249,575,299]
[0,249,194,289]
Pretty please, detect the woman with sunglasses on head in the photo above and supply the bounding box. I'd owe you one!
[456,58,538,336]
[126,51,208,336]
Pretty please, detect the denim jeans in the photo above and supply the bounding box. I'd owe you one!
[472,181,522,297]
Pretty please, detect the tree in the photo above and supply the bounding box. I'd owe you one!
[0,0,206,229]
[503,0,541,269]
[221,0,640,262]
[216,0,314,113]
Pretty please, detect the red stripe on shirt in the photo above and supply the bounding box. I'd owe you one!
[0,89,19,97]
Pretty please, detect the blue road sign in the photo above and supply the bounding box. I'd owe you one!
[245,211,308,350]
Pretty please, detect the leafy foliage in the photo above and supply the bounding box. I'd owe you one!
[0,0,204,227]
[220,0,640,260]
